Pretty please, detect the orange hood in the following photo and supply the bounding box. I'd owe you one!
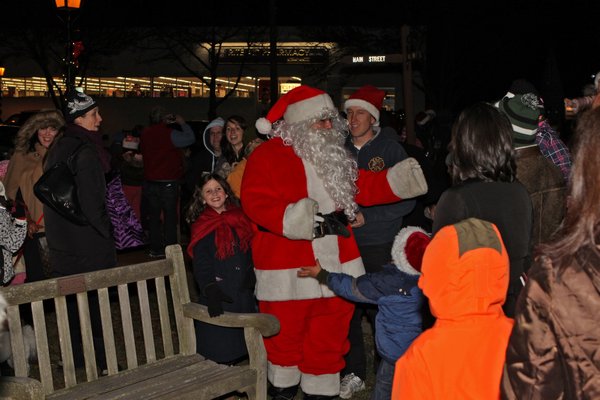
[419,218,509,321]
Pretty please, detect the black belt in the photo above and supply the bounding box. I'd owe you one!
[257,210,351,238]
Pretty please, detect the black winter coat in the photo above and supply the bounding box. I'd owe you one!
[44,127,116,276]
[192,231,256,364]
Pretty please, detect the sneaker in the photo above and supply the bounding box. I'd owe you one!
[339,373,365,399]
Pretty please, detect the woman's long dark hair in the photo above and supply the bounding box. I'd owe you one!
[538,107,600,269]
[220,115,247,164]
[449,102,516,184]
[185,173,240,224]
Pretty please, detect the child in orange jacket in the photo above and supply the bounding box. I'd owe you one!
[392,218,514,399]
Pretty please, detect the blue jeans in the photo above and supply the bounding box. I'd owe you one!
[143,181,179,253]
[372,358,394,400]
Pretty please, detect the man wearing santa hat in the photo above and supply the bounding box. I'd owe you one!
[242,85,427,399]
[340,84,416,398]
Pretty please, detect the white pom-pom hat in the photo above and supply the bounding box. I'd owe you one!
[391,226,431,276]
[255,85,335,135]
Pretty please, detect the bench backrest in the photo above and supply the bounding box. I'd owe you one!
[0,245,194,396]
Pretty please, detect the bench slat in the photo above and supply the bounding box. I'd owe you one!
[47,355,203,399]
[136,280,156,363]
[47,355,257,400]
[1,261,174,306]
[6,306,26,376]
[155,276,174,357]
[31,301,53,394]
[117,284,137,369]
[98,287,119,376]
[77,292,99,382]
[54,296,77,389]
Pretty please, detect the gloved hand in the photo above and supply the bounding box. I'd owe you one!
[204,283,233,317]
[314,211,350,238]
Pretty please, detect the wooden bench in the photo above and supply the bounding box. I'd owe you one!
[0,245,279,399]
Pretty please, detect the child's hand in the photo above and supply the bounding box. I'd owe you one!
[297,259,322,278]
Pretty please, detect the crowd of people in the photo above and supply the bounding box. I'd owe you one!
[0,74,599,400]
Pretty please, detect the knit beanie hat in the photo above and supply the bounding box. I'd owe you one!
[391,226,431,276]
[255,85,335,135]
[494,92,542,145]
[65,87,97,122]
[343,85,385,126]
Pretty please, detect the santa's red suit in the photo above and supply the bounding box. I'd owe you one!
[242,85,426,397]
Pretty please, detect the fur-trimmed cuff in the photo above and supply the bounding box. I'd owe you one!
[387,158,428,199]
[283,198,318,240]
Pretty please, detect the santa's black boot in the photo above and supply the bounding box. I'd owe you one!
[268,384,299,400]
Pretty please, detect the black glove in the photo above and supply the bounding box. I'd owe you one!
[314,211,351,238]
[204,283,233,317]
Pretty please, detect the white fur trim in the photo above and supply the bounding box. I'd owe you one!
[387,158,428,199]
[255,117,272,135]
[301,372,340,396]
[283,198,318,240]
[303,160,335,214]
[344,98,380,123]
[284,93,335,125]
[255,257,364,301]
[392,226,428,276]
[268,362,301,388]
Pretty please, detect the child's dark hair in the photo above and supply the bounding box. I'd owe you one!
[185,173,240,224]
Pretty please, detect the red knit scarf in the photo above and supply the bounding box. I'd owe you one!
[187,206,254,260]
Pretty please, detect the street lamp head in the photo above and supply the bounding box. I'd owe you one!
[55,0,81,10]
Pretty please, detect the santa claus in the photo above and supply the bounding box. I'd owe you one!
[242,85,427,399]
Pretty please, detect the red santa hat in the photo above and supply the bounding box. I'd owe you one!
[343,85,385,126]
[391,226,431,276]
[255,85,336,135]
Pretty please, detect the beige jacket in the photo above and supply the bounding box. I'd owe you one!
[2,143,47,231]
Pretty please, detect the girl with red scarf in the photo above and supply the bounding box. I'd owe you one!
[186,173,256,364]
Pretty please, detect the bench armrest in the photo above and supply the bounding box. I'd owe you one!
[182,302,280,337]
[0,376,44,400]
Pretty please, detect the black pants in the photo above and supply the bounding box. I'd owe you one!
[142,181,180,253]
[23,233,49,283]
[342,242,392,380]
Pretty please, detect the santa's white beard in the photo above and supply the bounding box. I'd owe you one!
[289,125,358,220]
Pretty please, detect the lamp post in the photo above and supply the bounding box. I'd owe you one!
[55,0,81,95]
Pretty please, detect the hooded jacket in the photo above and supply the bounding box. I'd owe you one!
[203,117,225,173]
[392,218,514,399]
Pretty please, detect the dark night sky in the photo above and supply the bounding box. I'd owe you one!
[3,1,600,108]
